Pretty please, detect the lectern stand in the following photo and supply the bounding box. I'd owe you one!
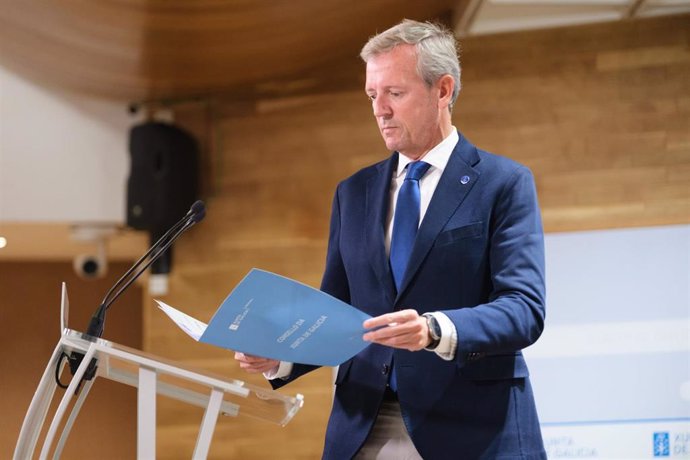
[14,284,304,459]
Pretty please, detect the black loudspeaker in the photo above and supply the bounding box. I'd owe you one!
[126,121,199,273]
[127,121,199,230]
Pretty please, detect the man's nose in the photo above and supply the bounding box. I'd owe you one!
[372,96,391,118]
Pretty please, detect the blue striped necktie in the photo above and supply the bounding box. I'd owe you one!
[388,160,430,392]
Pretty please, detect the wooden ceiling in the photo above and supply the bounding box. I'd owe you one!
[0,0,462,103]
[2,1,688,104]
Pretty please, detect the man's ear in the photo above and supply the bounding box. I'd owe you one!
[437,74,455,109]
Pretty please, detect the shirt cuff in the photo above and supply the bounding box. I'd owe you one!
[263,361,293,380]
[427,312,457,361]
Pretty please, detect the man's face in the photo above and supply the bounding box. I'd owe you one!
[365,44,444,160]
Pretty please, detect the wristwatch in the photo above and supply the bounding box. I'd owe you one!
[423,313,441,350]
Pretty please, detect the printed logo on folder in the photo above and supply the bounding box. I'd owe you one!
[157,269,372,366]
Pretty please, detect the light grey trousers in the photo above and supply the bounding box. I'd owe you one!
[354,400,424,460]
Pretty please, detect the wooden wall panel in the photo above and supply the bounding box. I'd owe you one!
[146,90,379,459]
[0,262,142,459]
[457,15,690,231]
[149,14,689,459]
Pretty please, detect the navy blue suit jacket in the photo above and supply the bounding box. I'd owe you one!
[272,134,547,459]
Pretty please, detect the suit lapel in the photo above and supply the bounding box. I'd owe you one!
[396,135,481,301]
[365,154,397,305]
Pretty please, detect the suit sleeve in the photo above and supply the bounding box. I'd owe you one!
[446,165,546,363]
[320,185,352,303]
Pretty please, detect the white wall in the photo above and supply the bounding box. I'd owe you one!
[0,65,131,223]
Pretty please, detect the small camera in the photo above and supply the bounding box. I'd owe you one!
[70,223,116,280]
[73,254,107,279]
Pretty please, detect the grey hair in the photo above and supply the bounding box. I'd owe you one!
[360,19,461,109]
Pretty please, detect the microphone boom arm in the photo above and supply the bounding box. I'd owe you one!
[58,200,206,390]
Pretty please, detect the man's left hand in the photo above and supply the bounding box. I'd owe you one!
[362,309,430,351]
[234,352,280,374]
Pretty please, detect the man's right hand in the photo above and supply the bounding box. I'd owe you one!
[234,352,280,374]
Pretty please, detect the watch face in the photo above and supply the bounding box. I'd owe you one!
[427,315,441,339]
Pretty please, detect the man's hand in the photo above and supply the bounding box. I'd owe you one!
[234,352,280,374]
[362,309,431,351]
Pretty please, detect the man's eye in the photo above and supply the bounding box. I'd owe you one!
[368,95,376,101]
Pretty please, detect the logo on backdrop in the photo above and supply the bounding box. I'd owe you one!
[655,432,671,457]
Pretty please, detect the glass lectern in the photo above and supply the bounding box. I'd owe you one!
[14,283,304,459]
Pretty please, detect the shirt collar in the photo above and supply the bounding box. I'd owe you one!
[395,127,459,178]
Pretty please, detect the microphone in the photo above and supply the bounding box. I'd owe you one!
[58,200,206,389]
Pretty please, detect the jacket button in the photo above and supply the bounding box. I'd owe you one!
[382,364,389,375]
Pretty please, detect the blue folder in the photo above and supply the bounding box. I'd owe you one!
[198,269,371,366]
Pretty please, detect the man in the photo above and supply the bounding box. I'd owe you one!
[235,19,546,459]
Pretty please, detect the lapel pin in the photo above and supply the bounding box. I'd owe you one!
[460,175,470,185]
